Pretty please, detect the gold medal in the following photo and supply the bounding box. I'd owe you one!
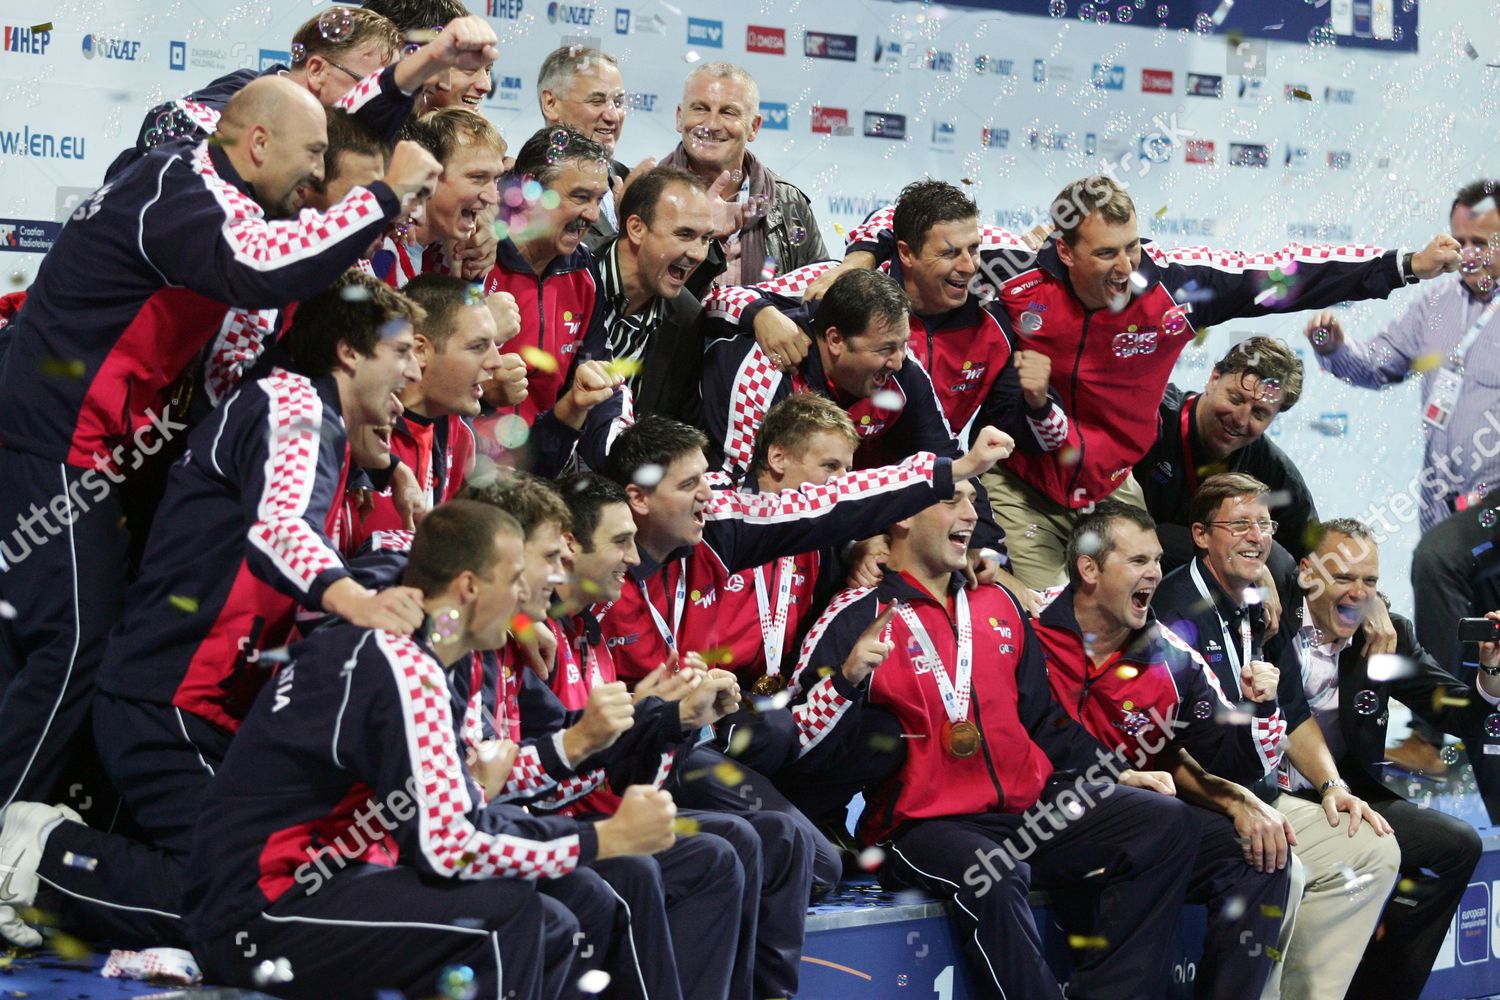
[943,720,981,759]
[751,674,788,696]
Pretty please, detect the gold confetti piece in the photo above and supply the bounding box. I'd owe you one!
[698,645,734,666]
[712,761,744,786]
[1068,935,1110,950]
[867,732,899,752]
[1155,205,1169,219]
[1115,665,1139,680]
[1396,877,1416,894]
[1266,946,1283,962]
[727,727,754,756]
[833,223,846,236]
[1412,352,1442,372]
[1435,692,1470,709]
[51,930,91,961]
[168,594,199,613]
[41,357,85,379]
[30,21,53,33]
[1290,88,1312,101]
[1260,904,1283,918]
[605,357,644,379]
[520,345,559,373]
[672,816,701,836]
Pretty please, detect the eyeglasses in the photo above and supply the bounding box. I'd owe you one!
[323,58,365,83]
[1206,518,1278,537]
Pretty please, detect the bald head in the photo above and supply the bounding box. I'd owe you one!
[218,77,331,219]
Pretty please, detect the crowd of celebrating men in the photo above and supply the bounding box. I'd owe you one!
[1,2,1499,998]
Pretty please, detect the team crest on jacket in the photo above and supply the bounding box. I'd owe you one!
[690,587,718,610]
[949,360,988,394]
[724,573,747,593]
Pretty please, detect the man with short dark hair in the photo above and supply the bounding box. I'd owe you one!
[1153,476,1398,1000]
[174,499,680,999]
[1034,502,1294,1000]
[0,272,430,950]
[790,480,1197,1000]
[1136,336,1316,567]
[0,77,441,816]
[842,174,1463,591]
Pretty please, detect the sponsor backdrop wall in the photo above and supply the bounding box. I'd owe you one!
[2,0,1499,613]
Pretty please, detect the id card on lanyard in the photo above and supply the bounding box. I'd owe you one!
[755,557,796,678]
[640,559,689,652]
[1425,298,1500,430]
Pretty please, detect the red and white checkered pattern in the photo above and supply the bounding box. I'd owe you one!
[1252,712,1288,775]
[369,530,414,552]
[712,452,937,527]
[794,674,856,755]
[191,140,384,271]
[335,70,385,114]
[204,307,278,404]
[1027,403,1070,452]
[788,585,874,702]
[844,205,896,249]
[1144,241,1388,273]
[247,371,343,593]
[721,347,785,472]
[379,632,583,880]
[702,259,841,323]
[177,98,221,136]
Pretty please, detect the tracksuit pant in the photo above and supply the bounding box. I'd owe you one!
[1349,794,1483,999]
[0,448,130,810]
[669,744,818,999]
[33,692,232,946]
[197,862,581,1000]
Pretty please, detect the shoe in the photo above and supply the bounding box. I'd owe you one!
[1384,733,1449,777]
[0,801,81,948]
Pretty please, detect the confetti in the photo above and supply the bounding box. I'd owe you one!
[0,601,14,619]
[1068,935,1110,950]
[30,22,52,33]
[1289,87,1312,101]
[713,761,744,786]
[41,357,86,379]
[632,463,665,488]
[577,970,612,994]
[1154,203,1169,218]
[168,595,200,614]
[605,358,643,380]
[672,816,701,836]
[519,346,559,373]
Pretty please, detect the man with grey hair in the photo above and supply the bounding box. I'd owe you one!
[661,61,826,282]
[537,45,652,250]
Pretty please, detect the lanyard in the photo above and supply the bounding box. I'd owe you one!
[754,557,796,677]
[393,241,419,286]
[1188,559,1246,677]
[639,559,688,650]
[1179,393,1202,493]
[895,590,974,724]
[1447,298,1500,373]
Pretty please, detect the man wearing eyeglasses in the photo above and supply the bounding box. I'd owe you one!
[1153,475,1399,1000]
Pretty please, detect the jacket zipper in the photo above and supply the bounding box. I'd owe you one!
[1062,310,1091,502]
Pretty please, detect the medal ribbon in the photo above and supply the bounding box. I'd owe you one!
[639,558,688,651]
[754,557,796,677]
[895,590,974,724]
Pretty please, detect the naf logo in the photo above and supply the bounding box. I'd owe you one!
[487,0,524,16]
[624,91,657,111]
[981,126,1010,149]
[547,3,597,26]
[1092,63,1125,90]
[973,54,1013,75]
[260,48,291,71]
[3,26,50,55]
[687,17,723,47]
[925,48,954,72]
[760,101,789,130]
[82,33,141,61]
[169,40,186,70]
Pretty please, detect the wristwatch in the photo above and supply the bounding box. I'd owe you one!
[1400,251,1421,285]
[1482,661,1500,677]
[1318,777,1350,796]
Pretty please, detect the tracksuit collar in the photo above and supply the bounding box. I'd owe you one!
[495,234,592,278]
[1038,583,1166,664]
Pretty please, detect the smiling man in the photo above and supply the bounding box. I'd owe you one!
[1272,519,1500,998]
[0,272,430,951]
[1032,502,1293,1000]
[660,62,825,282]
[1153,476,1399,1000]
